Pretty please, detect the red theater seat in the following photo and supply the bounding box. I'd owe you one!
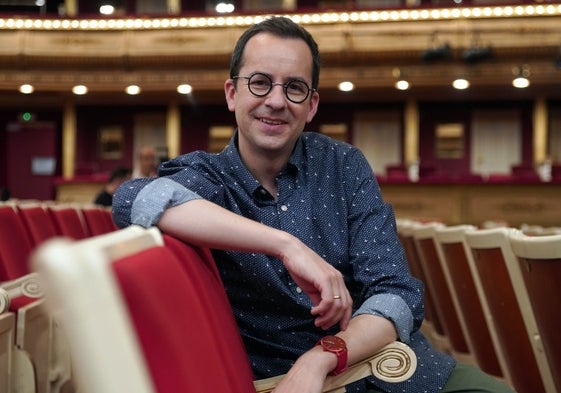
[81,206,117,236]
[33,226,417,393]
[48,205,90,239]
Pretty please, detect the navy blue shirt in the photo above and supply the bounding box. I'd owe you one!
[113,132,455,392]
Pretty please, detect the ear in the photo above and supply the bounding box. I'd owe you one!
[224,79,236,113]
[306,90,320,123]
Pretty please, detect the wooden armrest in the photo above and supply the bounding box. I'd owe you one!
[254,341,417,393]
[0,273,43,313]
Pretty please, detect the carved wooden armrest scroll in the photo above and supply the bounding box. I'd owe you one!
[254,341,417,393]
[0,273,43,313]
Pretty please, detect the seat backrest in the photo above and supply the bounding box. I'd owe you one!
[32,225,256,393]
[508,230,561,393]
[48,205,90,239]
[0,312,15,393]
[0,205,34,280]
[80,206,117,236]
[396,221,447,348]
[464,227,555,393]
[412,223,471,359]
[433,225,504,379]
[16,204,59,247]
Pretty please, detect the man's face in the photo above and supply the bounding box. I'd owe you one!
[224,33,319,161]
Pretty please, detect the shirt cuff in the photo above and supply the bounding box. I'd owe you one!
[131,177,202,227]
[352,293,414,343]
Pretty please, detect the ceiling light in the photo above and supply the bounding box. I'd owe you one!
[512,65,530,88]
[99,5,115,15]
[395,80,410,90]
[19,84,34,94]
[338,81,354,92]
[215,2,234,13]
[512,77,530,88]
[72,85,88,95]
[392,68,410,90]
[177,84,192,94]
[125,85,141,95]
[452,78,470,90]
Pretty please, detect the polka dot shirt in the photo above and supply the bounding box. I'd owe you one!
[113,131,455,392]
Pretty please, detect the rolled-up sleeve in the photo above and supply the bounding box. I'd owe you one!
[353,294,414,343]
[112,177,202,228]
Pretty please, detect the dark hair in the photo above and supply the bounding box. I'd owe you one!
[109,166,132,182]
[229,16,320,90]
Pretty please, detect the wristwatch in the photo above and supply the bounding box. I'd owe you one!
[317,335,348,376]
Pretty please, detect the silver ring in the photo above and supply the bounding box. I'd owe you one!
[333,295,341,300]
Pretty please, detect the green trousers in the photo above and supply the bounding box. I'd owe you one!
[367,362,517,393]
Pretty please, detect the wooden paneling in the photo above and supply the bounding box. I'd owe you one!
[380,181,561,227]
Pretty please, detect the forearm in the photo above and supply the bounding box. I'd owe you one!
[158,198,295,260]
[307,314,397,373]
[339,314,397,365]
[273,314,397,392]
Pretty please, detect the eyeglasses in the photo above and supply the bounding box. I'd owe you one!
[232,73,315,104]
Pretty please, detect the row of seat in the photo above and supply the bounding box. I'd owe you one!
[0,201,117,393]
[1,200,418,393]
[397,219,561,393]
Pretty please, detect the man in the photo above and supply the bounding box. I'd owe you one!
[132,146,158,178]
[113,17,513,393]
[93,166,131,207]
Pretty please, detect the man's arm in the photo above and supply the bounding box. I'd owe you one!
[271,314,397,393]
[159,198,352,331]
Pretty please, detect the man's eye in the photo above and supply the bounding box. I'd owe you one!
[250,78,270,88]
[287,81,307,94]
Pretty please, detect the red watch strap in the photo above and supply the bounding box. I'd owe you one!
[317,336,348,376]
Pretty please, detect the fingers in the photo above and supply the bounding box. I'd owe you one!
[310,269,352,330]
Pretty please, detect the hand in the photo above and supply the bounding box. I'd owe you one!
[279,236,352,331]
[272,347,333,393]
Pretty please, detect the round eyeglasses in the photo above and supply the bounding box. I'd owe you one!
[232,73,315,104]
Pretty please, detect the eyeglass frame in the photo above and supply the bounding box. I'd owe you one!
[232,72,316,104]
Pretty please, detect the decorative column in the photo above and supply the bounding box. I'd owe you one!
[64,0,78,16]
[167,0,181,14]
[62,102,76,179]
[533,97,548,165]
[404,99,419,167]
[166,101,181,159]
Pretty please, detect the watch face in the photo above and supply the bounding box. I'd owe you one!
[322,336,346,351]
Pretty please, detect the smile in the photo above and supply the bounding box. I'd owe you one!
[260,118,285,125]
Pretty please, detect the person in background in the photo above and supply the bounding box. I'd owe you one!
[113,17,514,393]
[0,187,9,201]
[94,166,131,207]
[132,146,158,178]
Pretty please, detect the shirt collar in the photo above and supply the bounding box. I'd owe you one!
[223,130,300,200]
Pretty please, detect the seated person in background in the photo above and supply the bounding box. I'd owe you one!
[132,146,158,178]
[94,166,131,207]
[0,187,9,201]
[113,17,514,393]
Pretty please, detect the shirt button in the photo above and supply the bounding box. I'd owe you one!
[260,188,267,195]
[296,287,302,293]
[280,205,288,212]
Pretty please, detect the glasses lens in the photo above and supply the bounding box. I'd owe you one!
[248,74,272,96]
[285,80,309,103]
[244,73,311,103]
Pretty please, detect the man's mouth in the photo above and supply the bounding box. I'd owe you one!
[260,118,284,125]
